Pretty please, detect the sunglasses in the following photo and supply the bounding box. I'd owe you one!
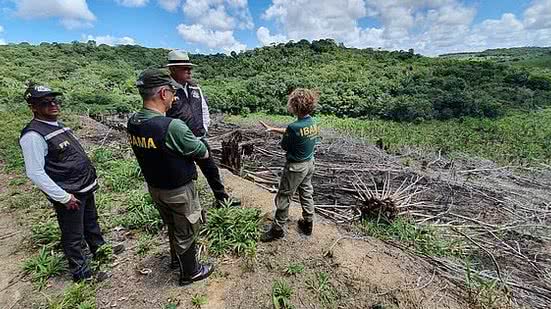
[33,97,61,107]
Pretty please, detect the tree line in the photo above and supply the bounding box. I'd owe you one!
[0,40,549,122]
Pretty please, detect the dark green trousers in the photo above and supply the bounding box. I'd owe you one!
[273,160,315,230]
[148,181,202,256]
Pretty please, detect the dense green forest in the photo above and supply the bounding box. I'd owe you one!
[1,40,550,122]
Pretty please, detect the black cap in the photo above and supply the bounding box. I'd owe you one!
[24,84,62,103]
[136,68,182,89]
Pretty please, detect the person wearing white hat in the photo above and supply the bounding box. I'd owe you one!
[166,50,240,208]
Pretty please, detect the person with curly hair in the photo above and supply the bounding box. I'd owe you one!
[259,88,321,241]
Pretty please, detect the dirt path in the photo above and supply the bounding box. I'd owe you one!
[94,168,467,309]
[219,169,466,309]
[0,172,35,309]
[0,211,31,309]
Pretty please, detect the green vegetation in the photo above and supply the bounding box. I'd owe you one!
[31,215,61,248]
[306,272,338,308]
[47,282,96,309]
[0,108,29,171]
[359,217,464,257]
[272,279,295,309]
[465,262,512,309]
[113,190,162,234]
[229,110,551,164]
[201,206,261,257]
[23,246,65,289]
[92,147,143,194]
[1,42,550,122]
[191,294,208,308]
[136,233,156,256]
[285,262,305,276]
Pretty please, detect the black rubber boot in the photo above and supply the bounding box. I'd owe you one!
[169,247,178,270]
[298,219,313,236]
[170,256,179,270]
[260,226,284,242]
[177,243,214,286]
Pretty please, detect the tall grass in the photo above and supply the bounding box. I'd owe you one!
[359,217,465,257]
[227,109,551,164]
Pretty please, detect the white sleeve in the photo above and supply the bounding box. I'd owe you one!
[20,132,71,204]
[199,88,210,133]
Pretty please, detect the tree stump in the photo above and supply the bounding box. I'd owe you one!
[221,130,243,174]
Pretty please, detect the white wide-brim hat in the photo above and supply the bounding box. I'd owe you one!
[166,50,195,67]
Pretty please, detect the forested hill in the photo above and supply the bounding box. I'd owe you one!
[1,40,550,121]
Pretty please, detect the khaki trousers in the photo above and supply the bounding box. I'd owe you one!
[148,181,202,256]
[274,160,315,230]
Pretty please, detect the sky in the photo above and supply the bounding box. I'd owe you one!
[0,0,550,55]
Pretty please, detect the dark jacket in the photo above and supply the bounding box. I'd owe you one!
[166,81,208,137]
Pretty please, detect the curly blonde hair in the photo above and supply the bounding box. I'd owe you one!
[287,88,319,117]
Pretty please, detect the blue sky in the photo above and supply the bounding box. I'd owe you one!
[0,0,550,55]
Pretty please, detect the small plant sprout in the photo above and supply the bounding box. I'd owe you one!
[272,279,294,309]
[285,262,305,276]
[191,294,208,308]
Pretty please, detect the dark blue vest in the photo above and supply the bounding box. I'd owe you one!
[20,119,97,193]
[126,115,197,190]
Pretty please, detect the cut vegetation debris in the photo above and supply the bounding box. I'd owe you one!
[198,118,551,309]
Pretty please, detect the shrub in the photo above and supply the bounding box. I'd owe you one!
[22,246,64,289]
[201,206,261,257]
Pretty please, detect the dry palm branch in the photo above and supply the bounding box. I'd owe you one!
[314,172,425,223]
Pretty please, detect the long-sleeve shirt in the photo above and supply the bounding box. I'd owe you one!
[20,119,97,204]
[131,108,207,158]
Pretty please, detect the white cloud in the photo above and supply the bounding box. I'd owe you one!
[263,0,366,43]
[256,26,287,45]
[15,0,95,30]
[176,24,246,53]
[524,0,551,29]
[83,34,137,46]
[115,0,149,7]
[158,0,181,11]
[177,0,250,52]
[182,0,253,30]
[259,0,551,55]
[0,39,6,45]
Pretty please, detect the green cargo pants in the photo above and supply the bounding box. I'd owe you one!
[273,160,315,230]
[148,181,202,256]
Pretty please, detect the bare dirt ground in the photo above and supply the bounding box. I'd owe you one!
[92,169,467,309]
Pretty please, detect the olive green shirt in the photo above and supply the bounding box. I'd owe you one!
[280,115,320,162]
[132,108,206,158]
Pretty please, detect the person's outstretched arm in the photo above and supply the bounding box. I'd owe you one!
[259,121,286,134]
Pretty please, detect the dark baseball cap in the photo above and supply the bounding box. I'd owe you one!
[136,68,182,89]
[24,84,62,103]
